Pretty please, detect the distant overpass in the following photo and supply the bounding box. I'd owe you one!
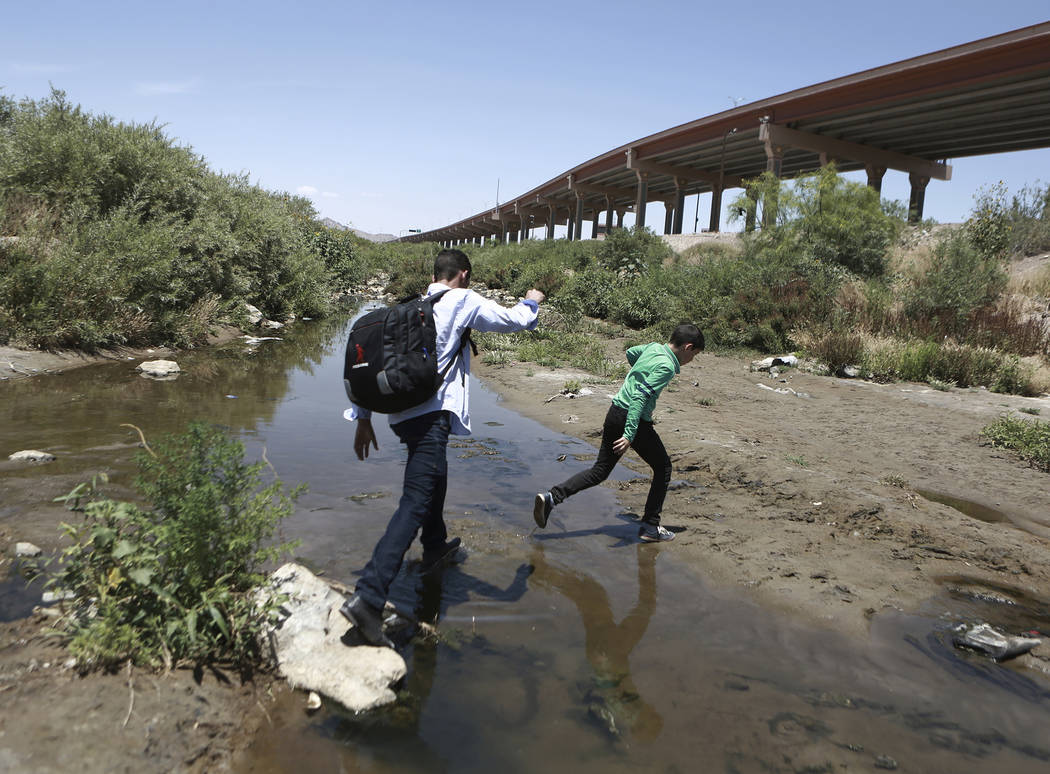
[403,21,1050,246]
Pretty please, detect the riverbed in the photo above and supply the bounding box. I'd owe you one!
[2,311,1050,773]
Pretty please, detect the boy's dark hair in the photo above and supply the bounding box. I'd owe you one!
[434,249,472,281]
[670,323,704,350]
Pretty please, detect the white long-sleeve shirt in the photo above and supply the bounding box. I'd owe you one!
[343,282,539,435]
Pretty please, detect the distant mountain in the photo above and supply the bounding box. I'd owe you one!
[319,217,397,243]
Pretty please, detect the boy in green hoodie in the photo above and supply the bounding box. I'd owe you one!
[533,323,704,542]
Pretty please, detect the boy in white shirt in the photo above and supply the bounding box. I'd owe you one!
[342,249,545,647]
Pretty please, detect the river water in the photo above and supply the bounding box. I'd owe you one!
[2,311,1049,773]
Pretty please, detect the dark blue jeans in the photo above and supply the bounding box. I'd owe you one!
[356,411,451,609]
[550,403,671,525]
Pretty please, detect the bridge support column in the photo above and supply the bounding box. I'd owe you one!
[866,164,886,194]
[763,142,784,228]
[591,210,599,239]
[672,180,685,234]
[663,201,673,235]
[709,186,723,233]
[633,171,648,231]
[616,210,625,228]
[908,173,929,222]
[573,194,584,241]
[605,196,614,234]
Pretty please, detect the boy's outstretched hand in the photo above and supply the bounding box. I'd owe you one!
[613,436,631,455]
[525,289,545,304]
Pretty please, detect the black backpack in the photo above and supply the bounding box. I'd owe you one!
[343,289,473,414]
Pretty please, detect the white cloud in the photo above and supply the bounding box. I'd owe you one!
[134,81,194,96]
[321,191,339,198]
[296,185,319,195]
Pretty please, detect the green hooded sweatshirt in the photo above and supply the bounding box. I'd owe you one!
[611,343,680,441]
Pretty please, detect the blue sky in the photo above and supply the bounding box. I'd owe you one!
[4,1,1048,235]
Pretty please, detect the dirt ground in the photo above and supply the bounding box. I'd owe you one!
[0,329,280,773]
[4,319,1050,771]
[478,345,1050,646]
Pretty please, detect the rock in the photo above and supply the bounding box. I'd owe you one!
[41,589,76,603]
[244,303,264,325]
[952,622,1042,661]
[259,563,406,712]
[836,365,860,378]
[750,354,799,372]
[136,359,181,379]
[8,450,56,464]
[15,542,42,558]
[261,320,285,330]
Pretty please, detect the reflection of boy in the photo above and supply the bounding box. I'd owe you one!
[534,324,704,542]
[529,544,663,741]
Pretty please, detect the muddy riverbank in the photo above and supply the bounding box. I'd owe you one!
[476,346,1050,647]
[3,316,1050,772]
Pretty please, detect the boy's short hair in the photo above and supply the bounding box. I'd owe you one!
[669,323,705,350]
[434,249,472,281]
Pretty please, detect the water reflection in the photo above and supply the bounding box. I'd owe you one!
[528,543,662,742]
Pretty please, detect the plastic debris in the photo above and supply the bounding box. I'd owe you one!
[952,623,1042,661]
[8,450,56,464]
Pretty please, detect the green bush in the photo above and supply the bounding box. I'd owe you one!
[1007,182,1050,256]
[901,230,1007,336]
[730,166,902,278]
[966,182,1011,260]
[49,423,303,669]
[981,414,1050,471]
[596,226,671,279]
[0,88,347,349]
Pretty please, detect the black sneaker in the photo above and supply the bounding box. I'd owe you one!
[339,593,394,648]
[639,523,675,543]
[420,537,463,574]
[533,492,554,528]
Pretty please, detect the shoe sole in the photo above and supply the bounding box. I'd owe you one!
[639,530,675,543]
[533,493,550,529]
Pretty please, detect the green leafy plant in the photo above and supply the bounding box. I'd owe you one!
[48,422,303,670]
[981,414,1050,472]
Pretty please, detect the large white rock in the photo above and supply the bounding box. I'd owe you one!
[136,359,181,378]
[15,542,42,558]
[244,303,265,325]
[8,450,56,464]
[260,563,405,712]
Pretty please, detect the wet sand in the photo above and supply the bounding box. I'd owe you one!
[475,342,1050,647]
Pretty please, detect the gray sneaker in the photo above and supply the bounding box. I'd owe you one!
[533,492,554,528]
[639,524,675,543]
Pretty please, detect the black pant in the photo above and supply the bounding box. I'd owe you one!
[356,411,451,609]
[550,403,671,525]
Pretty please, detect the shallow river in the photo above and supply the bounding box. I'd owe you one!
[2,311,1049,773]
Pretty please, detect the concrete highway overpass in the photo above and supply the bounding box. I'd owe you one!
[402,21,1050,246]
